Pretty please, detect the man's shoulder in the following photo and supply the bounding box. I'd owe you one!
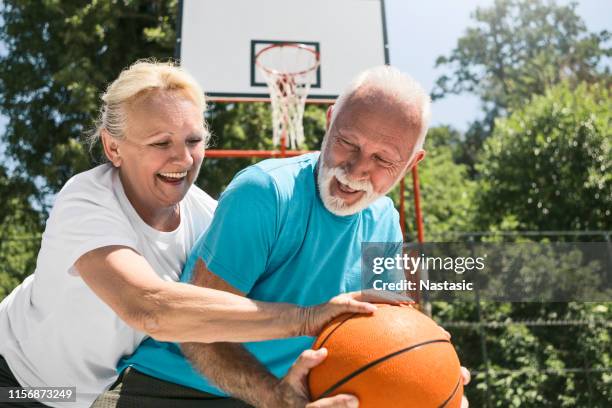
[364,196,400,221]
[361,196,402,241]
[229,153,318,198]
[185,184,217,212]
[254,153,318,184]
[254,152,319,173]
[368,195,397,213]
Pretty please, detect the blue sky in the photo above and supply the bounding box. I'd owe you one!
[386,0,610,131]
[0,1,609,140]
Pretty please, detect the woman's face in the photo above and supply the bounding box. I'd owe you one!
[106,90,206,216]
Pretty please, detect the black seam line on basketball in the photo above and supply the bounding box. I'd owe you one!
[317,313,359,349]
[318,339,451,399]
[438,377,462,408]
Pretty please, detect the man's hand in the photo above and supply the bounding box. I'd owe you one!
[300,290,416,337]
[301,293,470,407]
[277,348,358,408]
[460,366,471,408]
[278,347,471,408]
[441,328,471,408]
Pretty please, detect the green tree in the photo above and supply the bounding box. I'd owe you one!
[394,125,478,239]
[433,0,611,168]
[418,1,612,405]
[0,168,42,298]
[0,0,184,299]
[0,0,327,202]
[0,0,179,210]
[475,81,610,231]
[434,0,610,113]
[0,0,328,299]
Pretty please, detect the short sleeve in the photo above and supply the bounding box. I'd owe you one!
[45,189,139,276]
[182,166,278,294]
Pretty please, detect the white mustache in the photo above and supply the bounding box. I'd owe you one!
[327,166,374,194]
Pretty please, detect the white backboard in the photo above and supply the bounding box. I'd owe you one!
[177,0,389,103]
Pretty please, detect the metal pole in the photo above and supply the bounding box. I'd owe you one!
[471,235,491,408]
[399,177,406,239]
[280,128,287,157]
[412,165,424,243]
[205,150,312,158]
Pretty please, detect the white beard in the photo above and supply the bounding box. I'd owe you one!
[317,163,383,216]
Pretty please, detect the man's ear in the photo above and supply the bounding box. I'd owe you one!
[412,150,426,167]
[326,105,334,131]
[101,129,121,167]
[405,150,426,173]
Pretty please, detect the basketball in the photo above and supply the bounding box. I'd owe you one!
[308,304,464,408]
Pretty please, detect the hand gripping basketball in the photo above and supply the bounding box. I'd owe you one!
[278,348,360,408]
[308,304,468,408]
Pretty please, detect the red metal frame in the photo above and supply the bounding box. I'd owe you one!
[206,149,309,159]
[412,166,424,243]
[207,97,336,104]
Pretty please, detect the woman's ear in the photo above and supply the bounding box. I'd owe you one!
[101,129,121,167]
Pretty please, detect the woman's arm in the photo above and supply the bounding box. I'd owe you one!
[75,245,375,343]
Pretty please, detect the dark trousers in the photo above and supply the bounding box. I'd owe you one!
[91,367,253,408]
[0,355,49,407]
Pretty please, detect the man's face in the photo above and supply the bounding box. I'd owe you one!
[317,93,424,216]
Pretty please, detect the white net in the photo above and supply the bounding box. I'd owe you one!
[256,44,319,149]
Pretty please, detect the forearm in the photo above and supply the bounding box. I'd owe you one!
[76,246,307,343]
[143,281,305,343]
[181,342,298,408]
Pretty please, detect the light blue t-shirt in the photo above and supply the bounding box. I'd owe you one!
[118,153,403,395]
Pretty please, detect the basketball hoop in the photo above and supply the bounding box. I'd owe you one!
[255,43,320,149]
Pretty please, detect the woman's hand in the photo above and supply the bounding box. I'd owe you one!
[299,292,377,336]
[300,290,413,337]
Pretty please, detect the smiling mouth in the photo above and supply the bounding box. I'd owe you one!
[336,178,361,194]
[157,171,188,184]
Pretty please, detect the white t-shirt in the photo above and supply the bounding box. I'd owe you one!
[0,163,217,407]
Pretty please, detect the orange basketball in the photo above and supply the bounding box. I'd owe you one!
[308,304,463,408]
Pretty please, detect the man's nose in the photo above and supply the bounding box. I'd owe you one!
[345,154,372,181]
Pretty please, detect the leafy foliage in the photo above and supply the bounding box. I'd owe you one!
[433,0,611,169]
[433,0,611,113]
[0,168,42,299]
[0,0,179,207]
[394,125,477,239]
[0,1,610,406]
[476,81,611,231]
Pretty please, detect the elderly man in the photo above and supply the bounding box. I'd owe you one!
[99,66,469,408]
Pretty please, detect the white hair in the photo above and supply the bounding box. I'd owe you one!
[88,59,209,150]
[330,65,431,150]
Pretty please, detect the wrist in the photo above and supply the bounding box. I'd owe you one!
[282,304,309,338]
[259,377,301,408]
[263,380,306,408]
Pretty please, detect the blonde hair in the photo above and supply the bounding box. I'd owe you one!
[89,59,208,150]
[331,65,431,150]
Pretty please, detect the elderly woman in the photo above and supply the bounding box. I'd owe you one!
[0,61,376,408]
